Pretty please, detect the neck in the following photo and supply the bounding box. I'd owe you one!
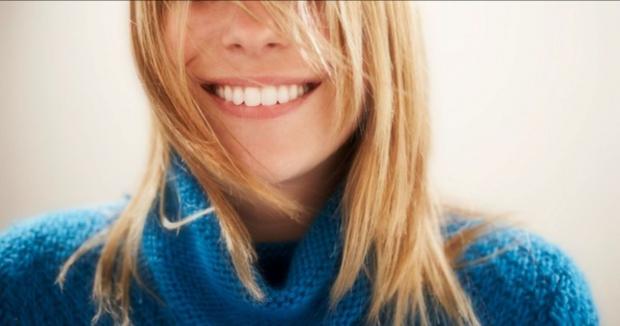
[234,144,352,243]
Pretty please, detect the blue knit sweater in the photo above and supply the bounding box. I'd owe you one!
[0,152,600,325]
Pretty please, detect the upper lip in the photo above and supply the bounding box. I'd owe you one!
[199,76,322,87]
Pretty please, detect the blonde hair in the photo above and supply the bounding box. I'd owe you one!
[56,2,520,326]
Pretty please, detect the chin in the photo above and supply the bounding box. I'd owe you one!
[249,158,315,186]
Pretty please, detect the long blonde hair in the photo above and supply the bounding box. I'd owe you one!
[56,2,518,325]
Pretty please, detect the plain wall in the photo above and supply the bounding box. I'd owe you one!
[1,2,617,324]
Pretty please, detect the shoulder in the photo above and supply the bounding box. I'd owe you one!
[0,197,128,269]
[0,197,129,316]
[442,214,600,325]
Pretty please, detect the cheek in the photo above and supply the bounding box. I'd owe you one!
[165,4,223,67]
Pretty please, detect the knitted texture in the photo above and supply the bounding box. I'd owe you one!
[0,151,600,325]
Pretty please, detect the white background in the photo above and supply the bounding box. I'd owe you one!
[1,2,617,324]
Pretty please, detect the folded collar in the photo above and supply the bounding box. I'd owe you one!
[138,149,370,324]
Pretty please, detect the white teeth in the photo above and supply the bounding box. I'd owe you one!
[232,87,244,105]
[261,86,278,106]
[289,85,298,98]
[224,86,232,101]
[211,83,315,106]
[244,87,261,107]
[277,85,290,104]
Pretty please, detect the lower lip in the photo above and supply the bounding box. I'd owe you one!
[205,84,320,120]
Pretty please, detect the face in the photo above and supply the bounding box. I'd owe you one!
[165,2,359,188]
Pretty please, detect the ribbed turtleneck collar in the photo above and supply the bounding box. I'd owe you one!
[138,150,371,325]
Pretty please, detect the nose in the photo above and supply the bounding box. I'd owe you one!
[220,3,288,58]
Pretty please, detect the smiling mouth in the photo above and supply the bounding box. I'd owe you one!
[200,81,321,107]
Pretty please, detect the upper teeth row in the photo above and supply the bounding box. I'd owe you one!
[214,84,310,106]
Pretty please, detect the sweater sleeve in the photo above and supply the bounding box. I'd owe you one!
[539,237,599,325]
[454,223,600,325]
[0,199,128,325]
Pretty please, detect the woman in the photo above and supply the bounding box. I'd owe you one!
[0,2,599,325]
